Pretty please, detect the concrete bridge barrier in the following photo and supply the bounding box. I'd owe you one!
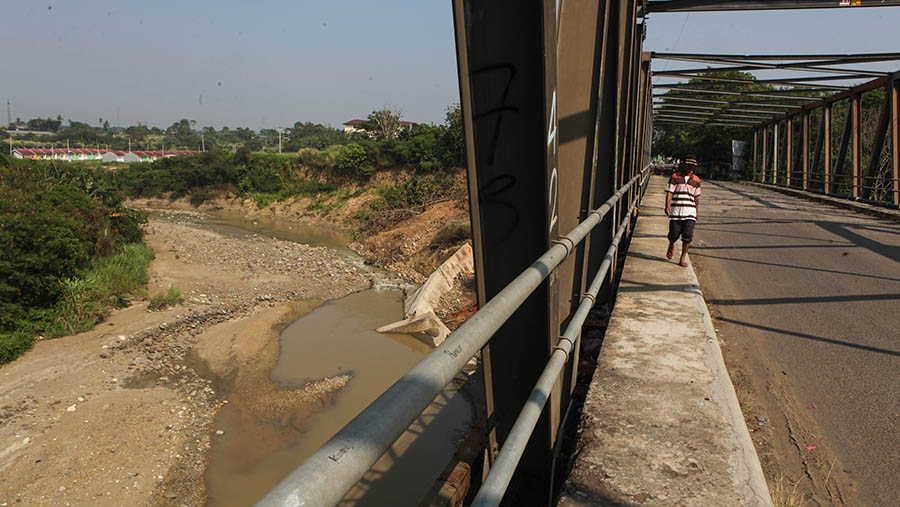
[559,178,772,507]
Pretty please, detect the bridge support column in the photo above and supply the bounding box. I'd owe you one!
[802,112,809,191]
[892,79,900,205]
[825,104,832,193]
[852,93,861,198]
[772,121,779,183]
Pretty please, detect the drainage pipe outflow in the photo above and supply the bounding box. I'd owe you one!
[471,178,644,507]
[256,167,650,507]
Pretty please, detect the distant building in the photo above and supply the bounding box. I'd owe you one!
[342,119,367,134]
[6,129,55,136]
[11,147,199,163]
[342,119,415,136]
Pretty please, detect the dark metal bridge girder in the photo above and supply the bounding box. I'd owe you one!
[644,0,900,14]
[453,0,651,501]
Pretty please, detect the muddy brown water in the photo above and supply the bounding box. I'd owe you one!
[178,213,474,507]
[149,208,353,251]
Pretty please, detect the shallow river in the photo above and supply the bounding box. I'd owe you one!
[163,211,474,506]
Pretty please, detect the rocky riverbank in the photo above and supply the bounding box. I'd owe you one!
[0,211,372,506]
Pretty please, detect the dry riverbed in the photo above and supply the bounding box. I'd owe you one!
[0,212,375,506]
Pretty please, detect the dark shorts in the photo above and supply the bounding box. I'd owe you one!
[668,219,696,243]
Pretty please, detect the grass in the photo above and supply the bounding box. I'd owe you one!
[306,187,364,214]
[770,475,807,507]
[252,179,338,209]
[0,242,155,363]
[148,286,184,311]
[430,221,471,249]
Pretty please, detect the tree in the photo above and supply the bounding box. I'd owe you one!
[442,103,465,167]
[652,71,790,164]
[363,106,405,140]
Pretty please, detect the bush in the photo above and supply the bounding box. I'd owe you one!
[334,143,372,176]
[1,164,146,320]
[358,172,464,231]
[148,286,184,311]
[0,331,35,365]
[0,242,154,363]
[431,222,471,249]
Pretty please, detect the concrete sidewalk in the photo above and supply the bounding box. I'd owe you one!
[558,176,771,507]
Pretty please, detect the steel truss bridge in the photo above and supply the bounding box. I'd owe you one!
[258,1,900,506]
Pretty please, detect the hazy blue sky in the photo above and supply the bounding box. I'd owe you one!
[3,2,898,130]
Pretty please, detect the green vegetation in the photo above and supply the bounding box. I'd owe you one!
[653,71,778,164]
[357,172,466,231]
[430,222,472,249]
[0,104,467,362]
[148,286,184,311]
[5,116,363,153]
[1,155,152,362]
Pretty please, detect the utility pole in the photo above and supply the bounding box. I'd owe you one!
[6,98,11,127]
[201,134,205,151]
[278,129,282,153]
[128,137,132,152]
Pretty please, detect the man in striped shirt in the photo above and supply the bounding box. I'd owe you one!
[664,154,701,267]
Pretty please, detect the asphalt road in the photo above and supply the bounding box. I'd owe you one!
[687,181,900,506]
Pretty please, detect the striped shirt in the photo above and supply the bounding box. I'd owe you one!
[665,172,701,220]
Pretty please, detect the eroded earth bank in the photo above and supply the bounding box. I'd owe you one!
[0,186,476,506]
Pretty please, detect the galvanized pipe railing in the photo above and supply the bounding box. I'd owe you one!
[471,176,645,507]
[256,166,651,507]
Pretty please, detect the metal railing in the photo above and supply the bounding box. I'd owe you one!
[471,180,644,507]
[256,166,651,507]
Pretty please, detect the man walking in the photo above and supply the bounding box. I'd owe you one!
[665,155,701,267]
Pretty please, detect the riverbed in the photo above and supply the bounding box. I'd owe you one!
[169,211,475,506]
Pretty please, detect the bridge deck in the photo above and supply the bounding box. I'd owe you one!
[691,180,900,506]
[559,176,770,507]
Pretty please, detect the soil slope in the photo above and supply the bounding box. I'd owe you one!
[0,177,473,506]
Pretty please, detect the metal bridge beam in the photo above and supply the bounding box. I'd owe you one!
[453,1,561,496]
[645,0,900,13]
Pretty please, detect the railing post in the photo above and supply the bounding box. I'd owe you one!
[773,121,779,184]
[852,93,861,198]
[762,125,768,182]
[803,112,810,190]
[825,104,832,193]
[753,129,758,180]
[787,116,793,187]
[893,79,900,205]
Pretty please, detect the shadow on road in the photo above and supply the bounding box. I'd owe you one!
[690,251,900,284]
[711,315,900,358]
[705,293,900,306]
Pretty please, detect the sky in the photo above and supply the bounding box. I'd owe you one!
[645,6,900,87]
[3,2,899,131]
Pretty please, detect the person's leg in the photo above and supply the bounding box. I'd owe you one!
[666,220,680,259]
[678,220,696,267]
[678,241,690,267]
